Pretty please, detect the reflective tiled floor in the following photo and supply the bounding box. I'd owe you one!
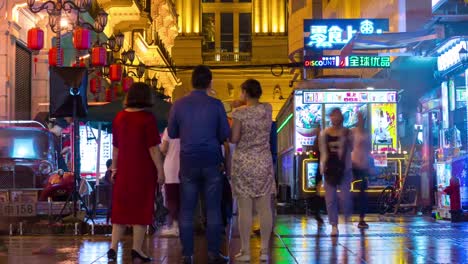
[1,215,468,263]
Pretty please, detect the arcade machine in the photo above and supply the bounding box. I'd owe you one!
[276,82,406,206]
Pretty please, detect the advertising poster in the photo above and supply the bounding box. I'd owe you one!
[436,163,451,208]
[294,93,322,152]
[371,103,397,151]
[324,104,367,128]
[451,157,468,208]
[80,126,113,177]
[306,161,319,189]
[372,153,388,167]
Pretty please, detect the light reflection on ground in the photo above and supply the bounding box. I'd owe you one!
[0,214,467,263]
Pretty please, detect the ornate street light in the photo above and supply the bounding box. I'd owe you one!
[27,0,92,14]
[28,0,108,67]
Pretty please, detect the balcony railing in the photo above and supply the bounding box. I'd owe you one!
[202,51,252,63]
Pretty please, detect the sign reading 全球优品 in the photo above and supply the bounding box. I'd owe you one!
[303,19,390,51]
[303,55,391,68]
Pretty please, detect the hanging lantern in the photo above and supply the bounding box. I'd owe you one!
[122,76,133,93]
[91,46,107,67]
[114,82,121,97]
[73,27,91,50]
[109,63,122,82]
[90,77,101,94]
[105,88,112,102]
[48,47,63,67]
[27,28,44,51]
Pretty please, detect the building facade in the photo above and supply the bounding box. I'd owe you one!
[0,0,178,121]
[172,0,291,119]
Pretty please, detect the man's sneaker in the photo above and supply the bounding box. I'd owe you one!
[260,250,269,262]
[235,252,251,262]
[358,221,369,229]
[207,252,229,264]
[330,226,339,236]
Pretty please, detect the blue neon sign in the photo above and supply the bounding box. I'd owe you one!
[303,19,389,51]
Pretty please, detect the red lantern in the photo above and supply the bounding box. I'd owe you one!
[48,47,64,67]
[122,76,133,93]
[27,28,44,51]
[105,88,112,102]
[109,64,122,82]
[91,46,107,67]
[90,77,101,94]
[73,28,91,50]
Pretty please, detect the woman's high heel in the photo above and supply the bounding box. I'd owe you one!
[107,249,117,262]
[131,249,152,263]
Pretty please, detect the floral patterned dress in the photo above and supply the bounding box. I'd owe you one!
[231,103,276,198]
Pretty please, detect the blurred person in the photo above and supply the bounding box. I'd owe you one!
[48,118,70,171]
[168,65,230,264]
[103,159,113,224]
[107,82,165,263]
[319,108,353,236]
[309,125,325,225]
[159,127,181,236]
[351,112,371,229]
[230,79,276,262]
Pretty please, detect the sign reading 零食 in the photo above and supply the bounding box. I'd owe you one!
[303,19,389,51]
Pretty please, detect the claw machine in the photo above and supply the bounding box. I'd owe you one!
[276,80,402,203]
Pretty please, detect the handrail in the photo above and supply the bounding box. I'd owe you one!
[0,120,46,129]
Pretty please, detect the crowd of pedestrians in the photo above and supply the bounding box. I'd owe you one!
[106,65,373,263]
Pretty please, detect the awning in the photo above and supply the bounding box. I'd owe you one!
[340,30,440,57]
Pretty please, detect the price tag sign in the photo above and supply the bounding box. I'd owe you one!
[0,203,36,217]
[373,153,388,167]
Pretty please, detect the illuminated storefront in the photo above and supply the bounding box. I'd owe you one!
[430,37,468,219]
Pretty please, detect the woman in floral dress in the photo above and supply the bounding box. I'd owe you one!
[230,79,276,262]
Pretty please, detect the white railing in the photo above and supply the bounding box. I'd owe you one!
[202,51,252,63]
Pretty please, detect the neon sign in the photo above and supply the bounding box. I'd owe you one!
[304,55,391,68]
[302,91,397,104]
[303,19,389,51]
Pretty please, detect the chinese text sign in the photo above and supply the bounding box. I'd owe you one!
[303,19,389,51]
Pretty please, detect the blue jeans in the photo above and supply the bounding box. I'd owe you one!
[179,164,224,256]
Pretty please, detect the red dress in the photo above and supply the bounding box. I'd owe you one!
[111,110,161,225]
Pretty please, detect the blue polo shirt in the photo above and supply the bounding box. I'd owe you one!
[168,90,230,168]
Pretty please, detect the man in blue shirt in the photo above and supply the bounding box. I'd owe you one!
[168,65,230,264]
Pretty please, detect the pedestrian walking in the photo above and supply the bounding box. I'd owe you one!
[230,79,276,262]
[168,65,230,264]
[351,112,371,229]
[310,125,325,225]
[159,127,181,236]
[107,82,165,263]
[319,108,353,236]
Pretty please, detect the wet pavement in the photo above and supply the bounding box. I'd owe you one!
[0,214,467,263]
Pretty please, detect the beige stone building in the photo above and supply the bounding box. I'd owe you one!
[171,0,292,119]
[0,0,178,121]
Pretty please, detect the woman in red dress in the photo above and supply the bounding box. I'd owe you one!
[107,82,165,262]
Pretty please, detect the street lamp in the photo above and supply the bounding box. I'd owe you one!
[121,49,136,65]
[459,46,468,64]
